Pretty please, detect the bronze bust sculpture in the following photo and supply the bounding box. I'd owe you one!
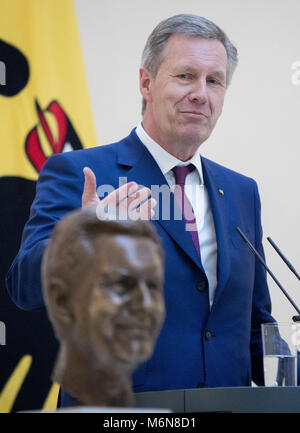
[41,208,165,407]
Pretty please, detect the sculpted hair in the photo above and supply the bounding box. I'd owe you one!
[141,14,238,114]
[42,208,164,295]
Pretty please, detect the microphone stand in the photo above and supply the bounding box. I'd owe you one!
[236,227,300,322]
[267,237,300,281]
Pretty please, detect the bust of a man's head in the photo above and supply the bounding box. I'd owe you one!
[42,208,165,407]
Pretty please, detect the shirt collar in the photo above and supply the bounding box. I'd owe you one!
[135,122,204,184]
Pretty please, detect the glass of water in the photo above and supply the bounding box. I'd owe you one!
[261,322,300,386]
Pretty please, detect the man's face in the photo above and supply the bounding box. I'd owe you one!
[70,234,165,367]
[141,34,227,150]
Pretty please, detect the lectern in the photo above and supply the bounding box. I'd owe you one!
[135,387,300,413]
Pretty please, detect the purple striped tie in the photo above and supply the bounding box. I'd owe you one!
[172,164,200,257]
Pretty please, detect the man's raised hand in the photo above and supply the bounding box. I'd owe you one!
[82,167,156,220]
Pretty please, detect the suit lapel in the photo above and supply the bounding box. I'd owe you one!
[117,130,203,271]
[116,132,232,303]
[201,157,231,309]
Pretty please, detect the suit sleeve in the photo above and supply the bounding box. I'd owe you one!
[250,180,275,385]
[5,153,83,311]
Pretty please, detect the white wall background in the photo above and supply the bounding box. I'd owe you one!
[74,0,300,323]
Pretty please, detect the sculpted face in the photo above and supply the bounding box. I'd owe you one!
[69,234,165,366]
[141,34,227,156]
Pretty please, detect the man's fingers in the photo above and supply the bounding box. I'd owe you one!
[82,167,99,208]
[100,182,138,207]
[135,197,157,220]
[96,182,156,221]
[82,171,156,220]
[126,187,152,211]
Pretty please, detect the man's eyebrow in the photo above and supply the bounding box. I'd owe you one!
[209,70,226,80]
[173,65,197,73]
[173,65,226,80]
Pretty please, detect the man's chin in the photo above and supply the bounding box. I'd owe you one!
[176,126,210,145]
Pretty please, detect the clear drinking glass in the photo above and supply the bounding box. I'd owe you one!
[261,322,300,386]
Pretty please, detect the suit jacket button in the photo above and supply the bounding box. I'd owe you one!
[205,330,212,340]
[197,279,208,292]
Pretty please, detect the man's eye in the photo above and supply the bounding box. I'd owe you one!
[147,280,159,291]
[177,74,190,80]
[100,277,130,296]
[116,277,132,289]
[208,78,221,85]
[113,285,127,296]
[113,276,138,294]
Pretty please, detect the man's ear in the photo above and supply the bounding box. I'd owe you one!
[47,278,75,326]
[139,67,154,104]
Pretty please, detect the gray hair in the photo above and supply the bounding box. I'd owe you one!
[141,14,238,114]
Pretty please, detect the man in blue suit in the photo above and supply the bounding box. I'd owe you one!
[6,14,274,401]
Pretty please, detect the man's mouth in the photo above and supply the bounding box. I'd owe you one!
[116,323,153,334]
[180,111,208,118]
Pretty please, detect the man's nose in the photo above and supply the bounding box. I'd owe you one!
[188,78,208,104]
[131,280,153,310]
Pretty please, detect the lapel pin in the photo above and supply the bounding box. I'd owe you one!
[218,189,224,196]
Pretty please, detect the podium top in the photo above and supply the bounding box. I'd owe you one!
[135,386,300,413]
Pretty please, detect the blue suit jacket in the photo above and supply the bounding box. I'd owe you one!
[6,128,274,391]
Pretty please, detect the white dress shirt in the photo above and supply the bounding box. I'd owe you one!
[135,122,217,308]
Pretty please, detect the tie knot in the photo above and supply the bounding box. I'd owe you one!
[172,164,194,186]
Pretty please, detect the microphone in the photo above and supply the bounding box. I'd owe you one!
[236,227,300,322]
[267,237,300,281]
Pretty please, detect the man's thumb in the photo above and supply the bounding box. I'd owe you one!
[82,167,97,207]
